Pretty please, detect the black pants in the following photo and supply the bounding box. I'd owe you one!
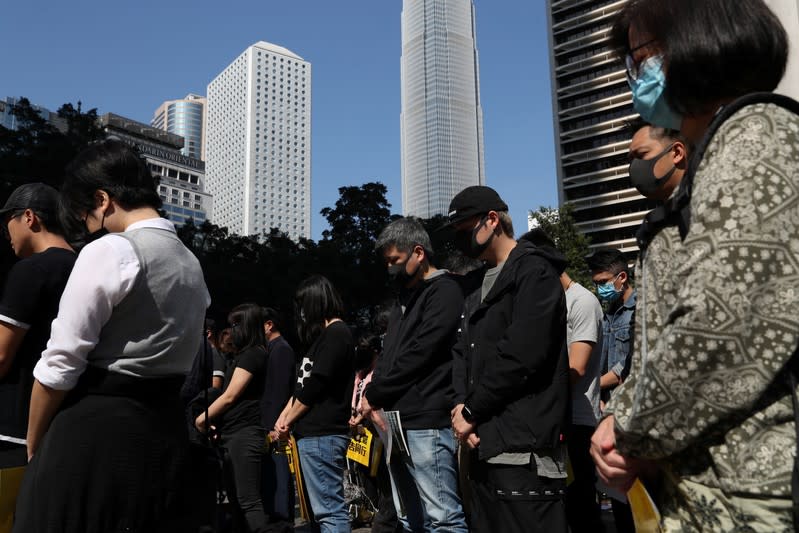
[468,458,567,533]
[371,457,401,533]
[611,498,636,533]
[261,450,295,532]
[224,426,268,533]
[566,424,604,533]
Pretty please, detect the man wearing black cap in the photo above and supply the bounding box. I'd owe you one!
[0,183,75,470]
[447,186,570,533]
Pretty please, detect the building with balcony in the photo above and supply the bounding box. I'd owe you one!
[546,0,657,258]
[100,113,212,227]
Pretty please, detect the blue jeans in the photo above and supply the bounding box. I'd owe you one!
[296,434,351,533]
[388,428,468,533]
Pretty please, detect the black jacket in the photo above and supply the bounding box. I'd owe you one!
[365,271,464,430]
[454,239,569,460]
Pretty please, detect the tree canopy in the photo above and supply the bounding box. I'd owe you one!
[0,96,600,339]
[528,203,593,289]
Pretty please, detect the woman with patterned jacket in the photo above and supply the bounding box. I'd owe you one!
[590,1,799,532]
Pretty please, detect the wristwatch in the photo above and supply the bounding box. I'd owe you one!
[461,404,476,424]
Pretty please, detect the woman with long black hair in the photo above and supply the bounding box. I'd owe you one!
[196,303,270,533]
[13,139,210,532]
[276,275,355,533]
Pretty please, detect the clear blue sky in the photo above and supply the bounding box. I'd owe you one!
[1,0,558,240]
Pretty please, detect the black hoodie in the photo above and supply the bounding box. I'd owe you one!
[453,239,570,460]
[365,270,464,430]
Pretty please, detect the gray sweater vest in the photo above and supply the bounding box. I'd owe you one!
[88,227,208,378]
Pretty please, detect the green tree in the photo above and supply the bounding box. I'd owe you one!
[528,203,593,289]
[319,182,399,325]
[0,98,104,278]
[0,98,103,194]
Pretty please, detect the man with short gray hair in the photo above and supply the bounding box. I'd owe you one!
[361,217,468,533]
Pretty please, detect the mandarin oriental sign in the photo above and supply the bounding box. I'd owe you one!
[135,143,203,170]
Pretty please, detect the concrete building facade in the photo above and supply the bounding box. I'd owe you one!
[100,113,212,227]
[546,0,655,256]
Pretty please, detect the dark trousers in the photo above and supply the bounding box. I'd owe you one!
[566,424,604,533]
[224,426,268,533]
[261,450,295,532]
[372,458,401,533]
[468,458,568,533]
[612,498,636,533]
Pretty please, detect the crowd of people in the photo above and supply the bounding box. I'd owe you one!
[0,0,798,531]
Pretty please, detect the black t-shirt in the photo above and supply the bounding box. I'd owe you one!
[0,247,76,439]
[294,321,355,438]
[220,345,267,434]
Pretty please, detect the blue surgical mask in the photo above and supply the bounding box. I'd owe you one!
[596,275,623,303]
[628,56,682,131]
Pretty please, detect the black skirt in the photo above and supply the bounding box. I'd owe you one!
[13,368,194,533]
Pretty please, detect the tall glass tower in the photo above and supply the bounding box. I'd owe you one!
[152,94,206,160]
[401,0,486,218]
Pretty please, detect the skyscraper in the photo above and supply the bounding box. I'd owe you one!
[401,0,486,218]
[151,94,206,160]
[546,0,655,257]
[205,41,311,240]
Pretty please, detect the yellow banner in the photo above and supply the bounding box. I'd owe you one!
[628,478,663,533]
[347,427,374,467]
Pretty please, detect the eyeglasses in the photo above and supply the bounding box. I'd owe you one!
[624,39,657,81]
[593,272,622,287]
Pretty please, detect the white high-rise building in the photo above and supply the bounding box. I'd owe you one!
[205,41,311,240]
[401,0,486,218]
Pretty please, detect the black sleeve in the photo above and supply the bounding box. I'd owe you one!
[621,308,636,382]
[295,324,351,406]
[366,279,464,408]
[466,258,566,420]
[452,295,477,404]
[0,261,45,327]
[236,346,267,377]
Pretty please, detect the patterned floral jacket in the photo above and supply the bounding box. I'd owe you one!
[606,99,799,531]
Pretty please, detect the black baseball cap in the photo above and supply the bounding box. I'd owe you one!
[0,183,60,218]
[444,185,508,227]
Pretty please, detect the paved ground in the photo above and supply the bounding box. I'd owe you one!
[293,507,620,532]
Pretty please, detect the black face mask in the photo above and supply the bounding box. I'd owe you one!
[629,143,676,197]
[387,258,420,289]
[454,216,493,259]
[83,209,108,244]
[84,227,109,244]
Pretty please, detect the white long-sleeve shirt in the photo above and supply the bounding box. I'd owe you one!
[34,218,210,390]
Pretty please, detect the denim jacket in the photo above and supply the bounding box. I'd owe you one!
[600,289,636,385]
